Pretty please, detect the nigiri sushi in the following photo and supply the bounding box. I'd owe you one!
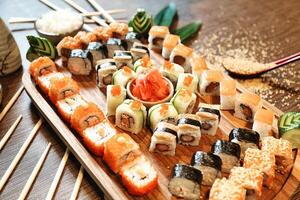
[209,178,246,200]
[162,34,181,59]
[148,26,169,52]
[252,108,274,138]
[169,44,193,72]
[67,49,92,75]
[109,22,129,39]
[177,114,201,146]
[220,78,236,110]
[29,56,57,82]
[199,70,224,96]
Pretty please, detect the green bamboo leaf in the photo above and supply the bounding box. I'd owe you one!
[154,2,177,27]
[173,21,202,42]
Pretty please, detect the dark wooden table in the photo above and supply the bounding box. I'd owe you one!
[0,0,299,199]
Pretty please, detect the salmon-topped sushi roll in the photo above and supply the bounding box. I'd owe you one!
[56,94,87,122]
[209,178,246,200]
[148,26,169,52]
[252,108,274,138]
[220,79,236,110]
[71,102,105,136]
[234,92,262,122]
[48,77,80,104]
[199,70,224,96]
[169,44,193,72]
[120,156,158,196]
[36,72,65,95]
[56,36,82,58]
[93,26,112,42]
[29,56,57,82]
[82,119,116,156]
[109,22,129,39]
[162,34,181,59]
[190,53,207,80]
[103,133,141,173]
[74,31,98,46]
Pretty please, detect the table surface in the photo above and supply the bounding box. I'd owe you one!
[0,0,300,199]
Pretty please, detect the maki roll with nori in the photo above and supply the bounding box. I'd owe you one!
[229,128,260,159]
[113,50,133,69]
[67,49,92,75]
[171,88,197,114]
[125,32,140,50]
[109,22,129,39]
[169,44,193,72]
[86,42,107,67]
[115,100,147,134]
[130,42,150,62]
[149,121,177,156]
[177,114,201,146]
[56,36,82,66]
[168,164,202,200]
[148,26,169,52]
[106,38,126,58]
[196,103,220,136]
[96,59,117,89]
[191,151,222,186]
[212,140,241,173]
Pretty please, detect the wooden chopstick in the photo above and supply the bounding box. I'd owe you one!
[87,0,115,23]
[0,119,42,192]
[9,17,37,24]
[0,85,24,122]
[17,143,51,200]
[0,115,22,151]
[63,0,108,27]
[45,149,69,200]
[69,166,84,200]
[39,0,60,10]
[82,9,126,17]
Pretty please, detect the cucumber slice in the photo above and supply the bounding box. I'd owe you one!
[281,129,300,149]
[279,112,300,149]
[26,35,57,61]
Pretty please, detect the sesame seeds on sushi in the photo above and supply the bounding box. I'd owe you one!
[162,34,181,59]
[148,26,170,52]
[199,70,224,96]
[252,108,274,138]
[177,114,201,146]
[209,178,246,200]
[169,44,193,72]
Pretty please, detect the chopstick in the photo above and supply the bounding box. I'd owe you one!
[0,85,24,122]
[87,0,116,23]
[0,119,42,192]
[70,166,84,200]
[82,9,126,17]
[267,52,300,71]
[0,115,22,151]
[274,52,300,65]
[45,149,69,200]
[17,143,51,200]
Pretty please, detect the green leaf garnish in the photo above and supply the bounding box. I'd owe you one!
[154,2,177,27]
[173,21,202,42]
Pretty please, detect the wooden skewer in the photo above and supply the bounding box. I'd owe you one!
[0,119,42,192]
[87,0,115,23]
[18,143,51,200]
[70,166,84,200]
[0,115,22,151]
[64,0,108,27]
[0,85,24,122]
[45,149,69,200]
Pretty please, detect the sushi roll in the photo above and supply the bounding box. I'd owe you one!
[125,32,139,50]
[148,26,169,52]
[133,56,155,74]
[49,76,80,104]
[93,26,112,43]
[106,38,126,58]
[115,100,147,134]
[74,31,98,46]
[29,56,57,82]
[211,140,241,173]
[86,42,107,67]
[130,42,150,62]
[112,66,136,87]
[171,88,197,114]
[106,85,126,116]
[96,59,117,89]
[120,156,158,196]
[220,79,236,110]
[234,92,262,122]
[36,72,65,95]
[168,164,202,200]
[190,54,207,80]
[229,128,260,159]
[109,22,129,39]
[177,114,201,146]
[148,103,178,131]
[199,70,224,96]
[103,133,141,173]
[56,94,87,122]
[149,121,177,156]
[113,50,133,69]
[70,102,105,136]
[162,34,181,59]
[252,108,274,138]
[191,151,222,186]
[209,178,246,200]
[56,36,82,66]
[175,73,198,93]
[160,61,184,85]
[229,167,263,197]
[169,44,193,72]
[82,119,116,156]
[261,136,293,174]
[67,49,92,75]
[243,148,275,188]
[196,103,220,136]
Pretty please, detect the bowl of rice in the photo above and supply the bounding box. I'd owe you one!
[35,9,84,44]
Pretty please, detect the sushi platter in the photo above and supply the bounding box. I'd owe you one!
[21,7,300,200]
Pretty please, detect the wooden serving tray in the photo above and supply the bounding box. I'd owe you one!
[22,54,300,200]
